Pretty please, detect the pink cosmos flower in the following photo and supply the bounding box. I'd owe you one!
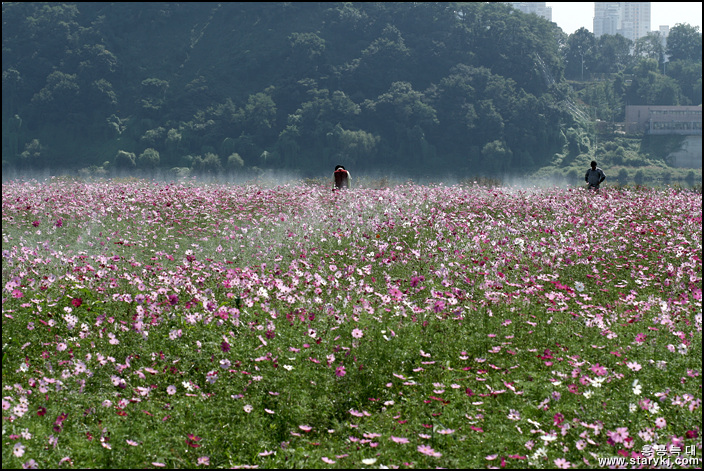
[197,456,210,466]
[299,425,312,432]
[655,417,666,429]
[351,328,363,339]
[418,444,441,457]
[390,436,409,444]
[321,457,336,464]
[554,458,572,468]
[13,442,25,457]
[335,365,346,377]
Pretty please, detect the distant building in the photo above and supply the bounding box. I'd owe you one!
[593,2,651,42]
[625,105,702,135]
[509,2,552,22]
[625,106,702,169]
[594,2,621,37]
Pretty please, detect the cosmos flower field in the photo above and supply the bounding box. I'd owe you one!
[2,178,702,469]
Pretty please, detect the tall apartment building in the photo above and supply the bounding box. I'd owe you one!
[593,2,621,37]
[593,2,651,42]
[509,2,552,22]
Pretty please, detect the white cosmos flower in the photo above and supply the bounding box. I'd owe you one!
[632,379,642,395]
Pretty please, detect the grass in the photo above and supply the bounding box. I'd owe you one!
[2,178,702,469]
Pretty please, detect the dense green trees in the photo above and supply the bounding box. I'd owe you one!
[2,2,701,178]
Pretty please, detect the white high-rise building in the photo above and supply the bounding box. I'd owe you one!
[593,2,651,42]
[620,2,651,42]
[509,2,552,22]
[594,2,621,37]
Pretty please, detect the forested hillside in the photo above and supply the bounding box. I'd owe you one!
[2,2,701,180]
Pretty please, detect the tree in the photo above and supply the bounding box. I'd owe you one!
[666,60,703,105]
[114,150,136,169]
[633,32,665,65]
[666,24,702,62]
[19,139,45,168]
[191,152,222,175]
[564,28,597,80]
[31,71,80,116]
[227,152,244,169]
[138,148,160,169]
[593,34,633,74]
[481,140,513,175]
[140,78,169,111]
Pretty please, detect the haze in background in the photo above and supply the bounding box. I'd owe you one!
[547,2,702,35]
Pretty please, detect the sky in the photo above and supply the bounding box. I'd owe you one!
[546,2,703,36]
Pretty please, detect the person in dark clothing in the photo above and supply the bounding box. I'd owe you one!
[333,165,351,191]
[585,160,606,191]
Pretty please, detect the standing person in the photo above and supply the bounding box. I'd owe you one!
[333,165,351,191]
[585,160,606,192]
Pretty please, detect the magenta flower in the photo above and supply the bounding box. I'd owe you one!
[185,434,202,448]
[335,365,346,377]
[590,363,607,376]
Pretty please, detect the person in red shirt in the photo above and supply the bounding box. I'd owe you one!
[333,165,351,191]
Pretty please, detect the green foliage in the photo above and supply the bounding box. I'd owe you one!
[1,3,700,178]
[666,24,703,62]
[226,152,245,169]
[191,152,223,174]
[138,148,160,169]
[115,150,136,169]
[19,139,45,168]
